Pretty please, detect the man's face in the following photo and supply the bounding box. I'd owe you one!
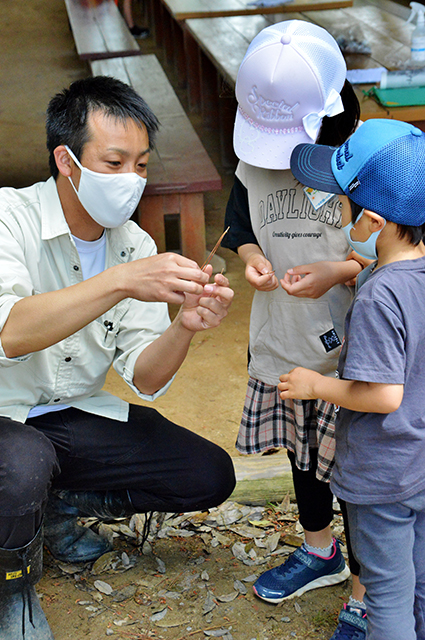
[76,110,150,183]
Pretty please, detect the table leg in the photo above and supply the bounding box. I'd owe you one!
[184,29,201,113]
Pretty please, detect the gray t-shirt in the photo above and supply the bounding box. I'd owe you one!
[331,255,425,505]
[225,161,353,384]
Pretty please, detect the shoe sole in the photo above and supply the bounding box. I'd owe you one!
[253,563,351,603]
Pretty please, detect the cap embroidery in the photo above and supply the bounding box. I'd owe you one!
[238,106,303,135]
[335,141,354,171]
[247,86,299,122]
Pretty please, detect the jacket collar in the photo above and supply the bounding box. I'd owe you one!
[39,177,136,264]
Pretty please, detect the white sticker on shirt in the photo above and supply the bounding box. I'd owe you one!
[303,187,334,211]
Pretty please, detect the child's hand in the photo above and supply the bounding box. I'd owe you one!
[279,367,322,400]
[245,254,279,292]
[281,261,356,298]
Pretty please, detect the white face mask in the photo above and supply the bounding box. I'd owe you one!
[65,146,147,228]
[342,210,385,260]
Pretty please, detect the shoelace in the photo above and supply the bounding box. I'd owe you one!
[277,553,303,577]
[140,511,154,550]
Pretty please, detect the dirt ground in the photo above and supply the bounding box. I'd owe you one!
[1,2,353,638]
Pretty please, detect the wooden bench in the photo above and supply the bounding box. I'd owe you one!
[64,0,141,60]
[181,0,425,166]
[90,55,222,265]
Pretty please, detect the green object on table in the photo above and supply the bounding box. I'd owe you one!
[364,86,425,107]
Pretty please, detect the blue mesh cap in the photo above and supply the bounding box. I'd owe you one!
[290,119,425,225]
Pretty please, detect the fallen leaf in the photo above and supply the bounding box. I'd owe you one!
[151,607,168,622]
[203,591,217,614]
[234,580,247,595]
[94,580,113,595]
[216,592,238,602]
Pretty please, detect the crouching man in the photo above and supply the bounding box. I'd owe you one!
[0,76,235,639]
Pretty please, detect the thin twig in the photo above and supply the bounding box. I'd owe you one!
[201,227,230,270]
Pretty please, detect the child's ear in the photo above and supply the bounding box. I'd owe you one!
[363,210,386,232]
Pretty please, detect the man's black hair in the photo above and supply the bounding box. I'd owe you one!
[349,199,425,247]
[46,76,159,179]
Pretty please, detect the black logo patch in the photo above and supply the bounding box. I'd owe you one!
[320,328,342,353]
[348,177,361,193]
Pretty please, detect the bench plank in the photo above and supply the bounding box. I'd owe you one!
[160,0,352,21]
[64,0,141,59]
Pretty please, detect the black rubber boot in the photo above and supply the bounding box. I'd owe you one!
[44,494,113,563]
[55,489,134,520]
[44,490,134,563]
[0,526,54,639]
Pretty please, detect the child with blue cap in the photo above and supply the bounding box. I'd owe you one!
[286,118,425,640]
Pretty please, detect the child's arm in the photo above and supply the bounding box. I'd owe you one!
[278,367,403,414]
[238,244,279,292]
[280,258,363,299]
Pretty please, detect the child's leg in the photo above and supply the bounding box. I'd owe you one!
[340,499,366,601]
[413,502,425,639]
[288,448,333,545]
[329,499,367,640]
[347,500,416,640]
[253,449,349,603]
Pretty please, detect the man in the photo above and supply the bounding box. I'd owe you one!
[0,76,235,639]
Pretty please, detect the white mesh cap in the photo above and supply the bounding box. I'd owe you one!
[234,20,346,170]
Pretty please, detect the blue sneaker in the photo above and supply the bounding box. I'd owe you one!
[253,538,350,603]
[329,604,367,639]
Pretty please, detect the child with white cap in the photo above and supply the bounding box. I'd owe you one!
[286,118,425,640]
[222,19,367,639]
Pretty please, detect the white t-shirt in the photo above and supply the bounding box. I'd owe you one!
[28,233,107,418]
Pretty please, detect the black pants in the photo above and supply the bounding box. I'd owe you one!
[0,405,236,549]
[287,448,360,577]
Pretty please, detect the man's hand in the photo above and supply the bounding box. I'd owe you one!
[281,260,362,299]
[133,266,234,394]
[279,367,322,401]
[119,253,210,305]
[178,266,234,332]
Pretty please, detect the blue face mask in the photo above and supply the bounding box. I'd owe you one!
[342,210,385,260]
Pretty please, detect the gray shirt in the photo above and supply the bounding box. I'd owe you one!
[331,255,425,504]
[230,161,353,385]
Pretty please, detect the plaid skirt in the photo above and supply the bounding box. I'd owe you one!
[236,377,336,482]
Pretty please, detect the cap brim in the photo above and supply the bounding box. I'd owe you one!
[233,109,315,171]
[290,144,344,194]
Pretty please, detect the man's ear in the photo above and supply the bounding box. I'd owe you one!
[53,146,73,178]
[363,210,386,232]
